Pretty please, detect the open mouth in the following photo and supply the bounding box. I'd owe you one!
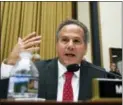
[65,53,75,57]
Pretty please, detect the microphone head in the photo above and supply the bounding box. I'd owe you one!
[66,64,80,72]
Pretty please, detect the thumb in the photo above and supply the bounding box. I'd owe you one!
[18,37,23,45]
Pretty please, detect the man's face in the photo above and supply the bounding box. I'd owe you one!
[56,24,87,66]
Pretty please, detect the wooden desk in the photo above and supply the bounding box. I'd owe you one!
[0,99,122,105]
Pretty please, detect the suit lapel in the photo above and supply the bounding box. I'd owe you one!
[78,61,89,100]
[45,58,58,100]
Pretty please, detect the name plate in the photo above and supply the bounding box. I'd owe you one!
[92,78,122,100]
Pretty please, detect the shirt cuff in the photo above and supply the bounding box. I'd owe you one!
[1,60,14,79]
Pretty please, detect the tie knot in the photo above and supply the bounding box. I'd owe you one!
[64,72,73,80]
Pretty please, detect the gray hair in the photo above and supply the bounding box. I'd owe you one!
[56,19,89,44]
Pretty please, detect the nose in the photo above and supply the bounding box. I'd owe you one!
[67,40,75,50]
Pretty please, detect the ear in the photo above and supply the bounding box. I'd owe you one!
[56,42,58,52]
[84,44,88,55]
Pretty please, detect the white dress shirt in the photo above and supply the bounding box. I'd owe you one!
[57,60,80,102]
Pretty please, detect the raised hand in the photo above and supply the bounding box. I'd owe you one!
[6,32,41,65]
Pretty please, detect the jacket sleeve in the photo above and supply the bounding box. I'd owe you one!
[0,78,9,99]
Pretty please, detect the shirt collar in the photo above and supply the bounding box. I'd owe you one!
[58,60,80,78]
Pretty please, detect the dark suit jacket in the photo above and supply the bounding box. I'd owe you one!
[0,58,107,100]
[35,58,107,101]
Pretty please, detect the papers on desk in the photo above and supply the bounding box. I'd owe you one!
[14,98,46,101]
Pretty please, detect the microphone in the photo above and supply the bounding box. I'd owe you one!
[92,66,122,79]
[106,71,122,79]
[66,62,122,79]
[66,64,80,72]
[84,62,122,79]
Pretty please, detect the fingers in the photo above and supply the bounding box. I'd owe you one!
[19,32,41,52]
[23,47,40,53]
[23,40,41,49]
[18,32,41,52]
[22,32,39,42]
[24,35,41,45]
[22,32,38,42]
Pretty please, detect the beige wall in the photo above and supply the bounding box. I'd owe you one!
[98,2,122,71]
[77,2,122,71]
[77,2,92,63]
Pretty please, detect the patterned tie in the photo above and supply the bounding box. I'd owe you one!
[63,72,74,101]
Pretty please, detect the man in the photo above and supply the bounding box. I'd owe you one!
[1,19,107,101]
